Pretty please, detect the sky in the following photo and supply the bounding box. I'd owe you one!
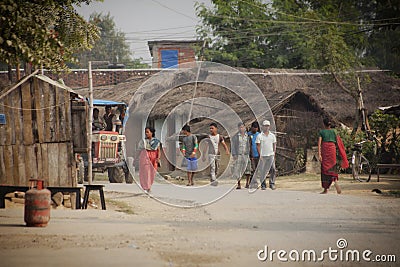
[76,0,211,65]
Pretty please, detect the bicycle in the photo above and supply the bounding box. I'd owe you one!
[351,140,372,182]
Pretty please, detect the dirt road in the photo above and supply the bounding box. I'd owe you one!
[1,174,399,267]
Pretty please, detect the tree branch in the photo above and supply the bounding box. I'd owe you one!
[332,72,356,99]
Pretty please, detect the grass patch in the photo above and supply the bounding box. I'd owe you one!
[93,173,109,181]
[107,199,135,214]
[278,173,321,182]
[89,193,135,214]
[387,190,400,197]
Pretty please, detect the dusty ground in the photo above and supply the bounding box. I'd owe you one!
[1,173,399,267]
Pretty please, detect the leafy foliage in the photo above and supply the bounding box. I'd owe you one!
[196,0,399,134]
[0,0,100,71]
[196,0,399,72]
[72,12,149,69]
[362,0,400,73]
[336,127,378,173]
[337,109,400,171]
[196,0,271,68]
[369,110,400,163]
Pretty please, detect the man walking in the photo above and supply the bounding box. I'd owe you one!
[231,122,251,189]
[248,121,260,188]
[181,124,198,186]
[207,123,229,186]
[256,120,277,190]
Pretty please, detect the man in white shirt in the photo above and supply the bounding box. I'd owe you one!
[255,120,277,190]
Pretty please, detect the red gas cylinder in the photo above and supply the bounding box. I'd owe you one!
[24,179,51,227]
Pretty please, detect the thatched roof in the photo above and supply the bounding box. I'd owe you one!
[185,90,334,136]
[379,104,400,117]
[75,68,400,125]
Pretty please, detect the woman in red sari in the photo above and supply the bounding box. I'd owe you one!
[318,118,349,194]
[138,127,160,193]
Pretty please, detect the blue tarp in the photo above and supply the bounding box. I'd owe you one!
[92,99,126,106]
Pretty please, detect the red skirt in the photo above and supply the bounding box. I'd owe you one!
[321,142,338,189]
[139,150,158,190]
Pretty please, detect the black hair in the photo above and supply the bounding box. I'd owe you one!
[145,126,156,137]
[251,121,259,129]
[209,122,218,128]
[323,118,332,127]
[93,108,99,112]
[182,124,191,133]
[237,122,245,128]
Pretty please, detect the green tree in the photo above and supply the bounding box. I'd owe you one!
[196,0,399,133]
[369,110,400,162]
[0,0,100,75]
[196,0,367,70]
[196,0,271,68]
[73,12,149,68]
[196,0,399,72]
[363,0,400,73]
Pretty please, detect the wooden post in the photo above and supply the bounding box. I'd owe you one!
[54,85,61,141]
[87,61,93,185]
[43,82,51,142]
[41,143,49,186]
[0,146,5,184]
[16,63,20,81]
[33,78,44,143]
[21,82,33,145]
[17,144,26,185]
[64,90,71,141]
[4,145,13,183]
[4,94,12,145]
[58,143,68,186]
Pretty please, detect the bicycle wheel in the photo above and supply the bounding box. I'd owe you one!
[352,154,372,182]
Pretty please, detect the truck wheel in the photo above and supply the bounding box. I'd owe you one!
[125,171,134,184]
[108,167,125,183]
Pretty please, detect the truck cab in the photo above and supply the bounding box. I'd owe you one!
[76,99,132,184]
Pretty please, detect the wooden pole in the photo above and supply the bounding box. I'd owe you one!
[87,61,93,185]
[16,63,20,80]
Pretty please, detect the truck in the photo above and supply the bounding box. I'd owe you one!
[76,99,133,184]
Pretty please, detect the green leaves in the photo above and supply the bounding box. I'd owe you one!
[196,0,399,73]
[72,12,148,69]
[0,0,100,71]
[196,0,271,68]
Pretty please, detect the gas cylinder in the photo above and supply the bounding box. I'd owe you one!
[24,179,51,227]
